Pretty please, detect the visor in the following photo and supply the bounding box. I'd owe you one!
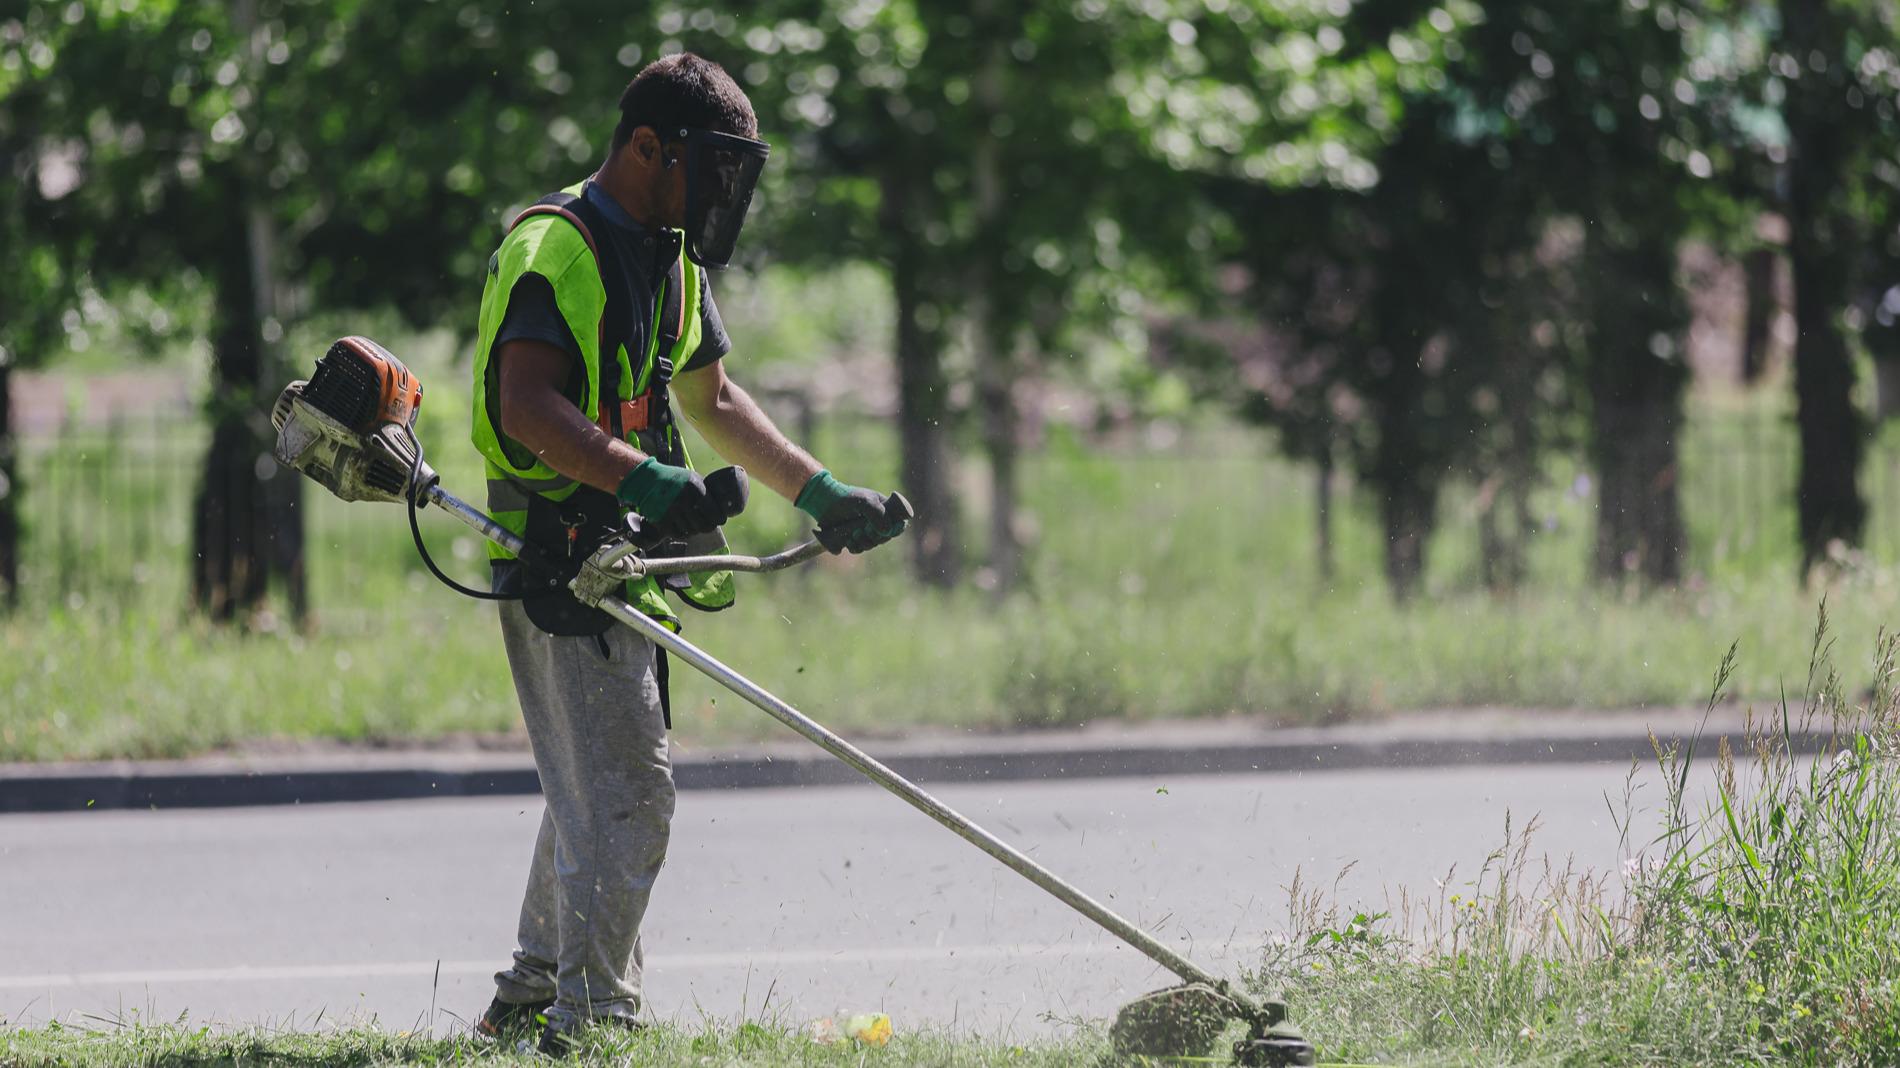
[674,127,770,269]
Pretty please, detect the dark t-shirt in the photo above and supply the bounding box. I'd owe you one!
[494,184,732,377]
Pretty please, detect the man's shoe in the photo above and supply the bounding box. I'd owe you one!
[474,995,554,1040]
[535,1014,646,1059]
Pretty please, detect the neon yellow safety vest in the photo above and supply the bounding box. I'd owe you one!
[469,182,735,627]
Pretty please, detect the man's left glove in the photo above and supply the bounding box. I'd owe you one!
[796,470,909,554]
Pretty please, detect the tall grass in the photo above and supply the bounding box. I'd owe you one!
[1257,612,1900,1065]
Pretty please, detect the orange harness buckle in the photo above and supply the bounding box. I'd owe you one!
[598,394,653,436]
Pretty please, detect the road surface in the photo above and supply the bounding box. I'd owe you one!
[1,761,1660,1039]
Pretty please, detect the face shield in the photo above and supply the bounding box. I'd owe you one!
[673,127,770,269]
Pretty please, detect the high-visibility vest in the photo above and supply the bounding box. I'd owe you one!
[469,181,735,626]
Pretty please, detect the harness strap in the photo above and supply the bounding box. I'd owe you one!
[645,253,687,456]
[656,647,673,730]
[508,192,632,441]
[505,191,689,454]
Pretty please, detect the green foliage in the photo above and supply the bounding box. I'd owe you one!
[3,0,1898,611]
[0,0,642,339]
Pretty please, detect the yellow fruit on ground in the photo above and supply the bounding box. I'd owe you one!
[843,1012,892,1046]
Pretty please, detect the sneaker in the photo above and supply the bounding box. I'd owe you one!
[474,995,554,1040]
[534,1014,646,1059]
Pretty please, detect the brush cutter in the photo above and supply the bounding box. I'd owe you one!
[270,337,1318,1066]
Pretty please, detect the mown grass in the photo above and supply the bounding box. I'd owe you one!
[0,1018,1102,1067]
[1249,611,1900,1066]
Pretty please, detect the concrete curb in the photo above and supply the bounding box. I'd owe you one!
[0,708,1835,814]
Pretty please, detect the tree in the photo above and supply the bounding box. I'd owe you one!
[684,0,1210,593]
[1220,0,1724,593]
[8,0,609,621]
[1495,0,1708,586]
[693,0,976,587]
[1772,0,1896,568]
[1190,0,1528,598]
[0,11,91,610]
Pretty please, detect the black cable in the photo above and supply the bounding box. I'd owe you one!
[405,432,525,602]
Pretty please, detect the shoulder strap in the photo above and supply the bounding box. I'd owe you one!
[659,257,686,347]
[508,191,590,248]
[506,192,631,438]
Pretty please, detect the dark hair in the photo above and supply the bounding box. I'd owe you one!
[611,53,757,151]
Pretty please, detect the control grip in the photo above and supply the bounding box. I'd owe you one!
[815,491,914,554]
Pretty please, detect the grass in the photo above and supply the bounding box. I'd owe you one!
[0,1017,1102,1067]
[1245,610,1900,1065]
[13,556,1898,762]
[10,328,1900,762]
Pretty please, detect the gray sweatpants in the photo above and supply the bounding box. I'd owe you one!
[491,599,675,1027]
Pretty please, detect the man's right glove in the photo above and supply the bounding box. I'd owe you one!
[796,470,909,554]
[617,457,727,539]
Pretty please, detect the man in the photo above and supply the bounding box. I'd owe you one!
[466,53,908,1055]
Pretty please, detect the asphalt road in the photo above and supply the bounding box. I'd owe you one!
[1,762,1661,1040]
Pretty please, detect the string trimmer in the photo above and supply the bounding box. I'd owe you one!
[270,336,1319,1066]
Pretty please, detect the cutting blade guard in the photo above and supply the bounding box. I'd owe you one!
[272,336,437,505]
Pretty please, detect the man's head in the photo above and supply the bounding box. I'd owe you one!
[606,53,768,269]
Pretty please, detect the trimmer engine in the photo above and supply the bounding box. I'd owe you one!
[272,336,437,504]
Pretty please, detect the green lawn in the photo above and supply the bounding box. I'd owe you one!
[0,1020,1103,1068]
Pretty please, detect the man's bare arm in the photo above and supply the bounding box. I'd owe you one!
[495,338,649,492]
[671,359,821,501]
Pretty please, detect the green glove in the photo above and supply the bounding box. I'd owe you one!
[618,458,722,538]
[796,470,909,554]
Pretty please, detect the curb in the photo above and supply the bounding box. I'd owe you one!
[0,713,1836,814]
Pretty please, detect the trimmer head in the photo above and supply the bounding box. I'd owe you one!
[1109,983,1314,1066]
[1110,983,1241,1058]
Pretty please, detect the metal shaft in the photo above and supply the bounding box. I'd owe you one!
[425,483,1226,993]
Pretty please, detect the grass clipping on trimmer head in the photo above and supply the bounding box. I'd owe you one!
[1109,982,1242,1059]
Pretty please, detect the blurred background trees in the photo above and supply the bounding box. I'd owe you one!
[2,0,1898,620]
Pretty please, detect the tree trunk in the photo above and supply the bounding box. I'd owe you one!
[1379,477,1434,601]
[1741,247,1777,385]
[883,170,960,588]
[1586,232,1688,587]
[248,202,307,623]
[1481,308,1540,594]
[1367,323,1438,600]
[1591,390,1685,584]
[1869,284,1900,420]
[1314,445,1334,583]
[1872,357,1900,422]
[1781,0,1866,568]
[0,356,16,609]
[971,33,1023,594]
[976,350,1021,593]
[1788,241,1866,564]
[192,253,273,622]
[191,219,303,624]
